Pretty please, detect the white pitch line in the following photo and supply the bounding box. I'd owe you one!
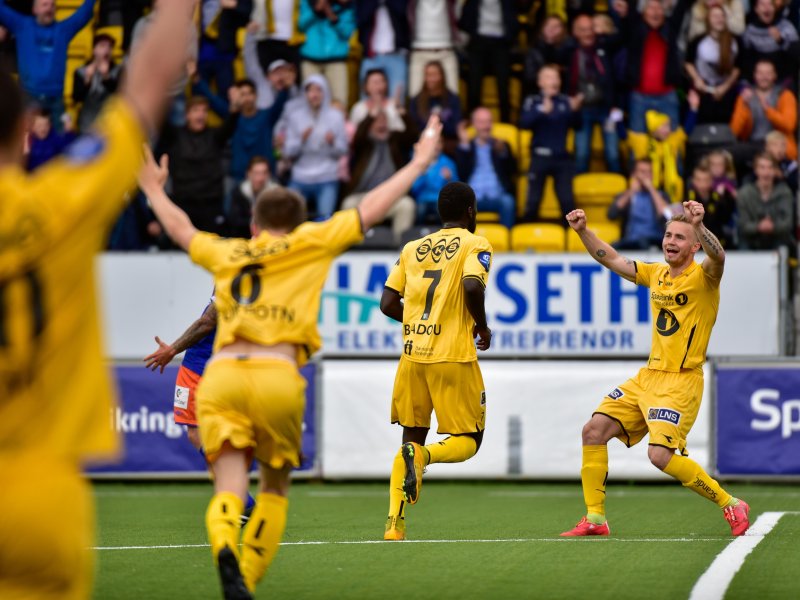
[93,537,725,551]
[689,511,786,600]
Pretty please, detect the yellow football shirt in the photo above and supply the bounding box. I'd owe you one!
[0,98,145,462]
[385,227,492,363]
[635,260,720,372]
[189,208,363,361]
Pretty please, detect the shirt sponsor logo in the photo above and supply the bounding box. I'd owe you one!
[480,390,486,405]
[655,308,680,336]
[675,293,688,306]
[174,385,190,410]
[608,387,624,400]
[478,251,491,272]
[647,407,681,425]
[416,236,461,263]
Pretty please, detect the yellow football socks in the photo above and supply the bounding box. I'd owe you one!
[426,435,475,464]
[387,448,406,519]
[240,493,288,592]
[581,445,609,522]
[205,491,244,561]
[664,454,732,507]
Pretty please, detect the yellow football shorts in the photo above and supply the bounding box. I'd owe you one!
[0,452,93,600]
[391,356,486,435]
[595,367,704,454]
[196,357,306,469]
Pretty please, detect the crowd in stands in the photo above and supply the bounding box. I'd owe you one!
[0,0,797,254]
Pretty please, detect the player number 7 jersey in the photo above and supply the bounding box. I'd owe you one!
[385,228,492,363]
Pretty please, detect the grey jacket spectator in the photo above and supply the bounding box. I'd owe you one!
[736,154,796,250]
[283,74,348,184]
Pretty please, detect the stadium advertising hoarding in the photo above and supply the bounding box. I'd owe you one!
[318,252,780,358]
[715,364,800,476]
[87,364,318,477]
[100,252,780,359]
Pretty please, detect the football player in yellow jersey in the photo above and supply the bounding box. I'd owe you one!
[380,181,493,541]
[0,2,198,599]
[137,117,443,599]
[561,201,750,538]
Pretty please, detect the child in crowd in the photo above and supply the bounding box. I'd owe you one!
[702,149,739,198]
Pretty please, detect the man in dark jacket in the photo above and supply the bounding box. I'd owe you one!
[160,95,239,236]
[455,107,517,228]
[458,0,519,123]
[612,0,692,132]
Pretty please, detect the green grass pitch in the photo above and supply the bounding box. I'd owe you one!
[93,481,800,599]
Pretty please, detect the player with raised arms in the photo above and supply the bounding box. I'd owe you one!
[561,201,750,537]
[0,1,198,598]
[381,181,493,541]
[137,117,443,599]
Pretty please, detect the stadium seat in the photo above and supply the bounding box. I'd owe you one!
[352,226,397,251]
[510,223,565,252]
[573,172,627,222]
[476,211,500,223]
[566,222,621,252]
[516,175,563,221]
[400,225,440,246]
[519,129,531,172]
[474,223,510,252]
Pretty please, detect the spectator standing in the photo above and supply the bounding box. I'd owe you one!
[131,0,198,127]
[519,65,582,221]
[72,32,122,132]
[736,153,796,250]
[408,0,460,96]
[608,159,673,249]
[161,95,240,236]
[409,60,462,152]
[455,108,517,228]
[341,110,418,242]
[0,0,96,129]
[613,0,693,132]
[299,0,355,105]
[250,0,303,72]
[349,68,406,131]
[197,0,252,108]
[357,0,410,100]
[566,14,622,174]
[686,165,737,248]
[228,156,280,238]
[730,59,798,160]
[684,5,741,124]
[284,74,348,219]
[459,0,519,123]
[741,0,799,84]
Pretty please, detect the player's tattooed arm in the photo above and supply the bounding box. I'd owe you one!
[143,305,217,373]
[697,223,725,279]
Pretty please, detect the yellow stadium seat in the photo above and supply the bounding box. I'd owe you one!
[475,223,510,252]
[516,175,564,221]
[566,222,621,252]
[573,172,627,205]
[510,223,565,253]
[519,129,531,172]
[477,211,500,223]
[466,123,520,159]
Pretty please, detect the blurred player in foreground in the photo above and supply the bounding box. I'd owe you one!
[381,181,493,541]
[144,297,256,522]
[0,1,198,598]
[561,201,750,537]
[137,117,443,599]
